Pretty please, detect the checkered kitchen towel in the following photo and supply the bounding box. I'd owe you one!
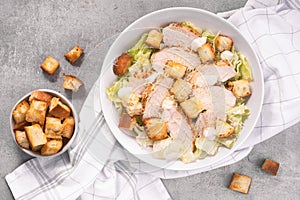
[6,0,300,199]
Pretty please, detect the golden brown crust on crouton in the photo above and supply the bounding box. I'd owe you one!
[49,97,71,119]
[41,140,63,156]
[228,79,251,98]
[13,121,30,131]
[29,90,53,104]
[228,173,252,194]
[25,100,48,125]
[15,130,30,149]
[198,43,215,63]
[13,100,30,124]
[40,56,60,75]
[45,117,63,139]
[145,30,163,49]
[25,124,47,151]
[261,159,280,175]
[165,60,187,79]
[216,120,235,138]
[144,118,168,140]
[113,53,132,76]
[62,75,84,92]
[64,45,84,64]
[180,96,203,119]
[170,79,192,102]
[61,116,75,139]
[215,35,233,52]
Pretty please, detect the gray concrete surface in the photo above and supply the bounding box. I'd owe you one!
[0,0,299,199]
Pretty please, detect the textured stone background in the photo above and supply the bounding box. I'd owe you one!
[1,0,299,199]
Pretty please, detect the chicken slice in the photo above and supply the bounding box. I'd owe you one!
[199,64,236,82]
[162,23,200,50]
[151,47,201,72]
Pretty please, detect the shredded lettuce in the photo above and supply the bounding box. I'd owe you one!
[202,30,218,43]
[231,51,253,81]
[195,137,220,156]
[216,134,238,149]
[226,104,250,134]
[128,33,153,63]
[182,21,202,35]
[106,78,128,108]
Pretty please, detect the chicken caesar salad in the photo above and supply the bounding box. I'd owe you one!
[106,21,252,163]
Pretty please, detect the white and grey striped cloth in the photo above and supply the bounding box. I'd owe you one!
[6,0,300,199]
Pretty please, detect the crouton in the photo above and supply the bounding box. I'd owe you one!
[215,120,235,138]
[261,159,280,175]
[25,100,48,125]
[15,130,30,149]
[41,140,63,156]
[29,90,53,104]
[64,45,84,64]
[45,117,63,139]
[215,35,233,52]
[198,43,215,63]
[145,30,163,49]
[24,124,47,151]
[61,116,75,139]
[49,97,71,119]
[144,118,168,140]
[13,100,30,124]
[228,79,251,98]
[164,60,187,79]
[228,173,252,194]
[118,113,135,130]
[123,93,143,117]
[40,56,60,75]
[62,75,83,92]
[180,96,203,119]
[13,121,30,131]
[113,53,132,76]
[170,79,192,102]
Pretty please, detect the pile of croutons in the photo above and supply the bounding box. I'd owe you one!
[12,90,75,156]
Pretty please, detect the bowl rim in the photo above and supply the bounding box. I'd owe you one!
[100,7,264,170]
[10,89,79,158]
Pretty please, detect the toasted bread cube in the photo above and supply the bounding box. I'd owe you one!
[144,118,168,141]
[25,100,48,125]
[62,75,84,92]
[13,121,30,131]
[180,97,203,118]
[198,43,215,63]
[64,45,84,64]
[25,124,47,151]
[49,97,71,119]
[41,140,63,156]
[228,79,251,98]
[118,113,135,130]
[61,116,75,139]
[40,56,60,75]
[15,130,30,149]
[215,120,235,138]
[29,90,53,104]
[113,53,132,76]
[171,79,192,102]
[228,173,252,194]
[261,159,280,175]
[45,117,63,139]
[13,100,30,124]
[145,30,163,49]
[215,35,233,52]
[165,60,187,79]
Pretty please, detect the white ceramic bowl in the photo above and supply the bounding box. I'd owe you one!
[100,7,264,170]
[10,89,78,158]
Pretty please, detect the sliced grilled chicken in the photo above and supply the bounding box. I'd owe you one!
[143,85,171,119]
[162,23,200,50]
[151,47,201,72]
